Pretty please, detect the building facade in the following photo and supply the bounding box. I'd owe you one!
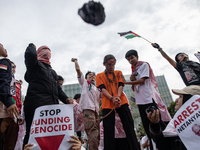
[62,75,173,107]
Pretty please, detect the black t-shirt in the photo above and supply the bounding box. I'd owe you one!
[176,62,200,86]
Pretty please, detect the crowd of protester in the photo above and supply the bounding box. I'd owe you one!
[0,42,200,150]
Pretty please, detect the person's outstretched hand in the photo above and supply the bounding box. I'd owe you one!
[151,43,160,49]
[71,58,77,62]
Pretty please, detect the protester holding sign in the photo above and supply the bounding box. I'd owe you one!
[24,105,82,150]
[71,58,101,150]
[23,43,72,148]
[96,54,140,150]
[152,43,200,86]
[147,85,200,150]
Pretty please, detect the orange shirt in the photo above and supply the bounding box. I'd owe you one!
[96,70,128,109]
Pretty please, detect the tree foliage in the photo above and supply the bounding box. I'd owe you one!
[137,121,146,136]
[167,101,176,118]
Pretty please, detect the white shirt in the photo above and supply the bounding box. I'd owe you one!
[134,63,153,105]
[78,73,100,113]
[141,135,150,150]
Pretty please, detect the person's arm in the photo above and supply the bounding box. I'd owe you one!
[121,74,126,83]
[142,137,149,148]
[117,85,123,98]
[151,43,177,68]
[71,58,82,77]
[57,83,73,104]
[124,77,146,85]
[56,74,73,104]
[101,88,113,101]
[101,88,120,108]
[25,43,38,69]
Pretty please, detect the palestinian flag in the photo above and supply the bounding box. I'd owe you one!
[118,31,141,39]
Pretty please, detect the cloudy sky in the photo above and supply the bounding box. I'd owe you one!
[1,0,200,100]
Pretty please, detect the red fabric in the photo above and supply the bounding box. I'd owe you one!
[12,82,22,111]
[37,46,51,65]
[131,61,158,88]
[87,80,91,85]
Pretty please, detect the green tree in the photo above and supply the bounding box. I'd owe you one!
[137,121,146,136]
[22,95,25,103]
[167,101,176,118]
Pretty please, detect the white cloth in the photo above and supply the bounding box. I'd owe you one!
[141,135,150,150]
[163,119,178,137]
[14,125,25,150]
[78,73,100,113]
[194,53,200,62]
[134,63,153,105]
[73,101,84,132]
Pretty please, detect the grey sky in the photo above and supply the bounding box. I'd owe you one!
[0,0,200,100]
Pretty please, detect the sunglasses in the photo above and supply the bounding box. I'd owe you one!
[177,53,187,58]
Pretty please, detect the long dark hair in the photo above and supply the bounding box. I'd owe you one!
[182,94,193,104]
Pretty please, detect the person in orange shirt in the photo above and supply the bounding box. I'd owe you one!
[96,54,140,150]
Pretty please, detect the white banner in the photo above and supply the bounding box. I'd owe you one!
[28,104,74,150]
[194,53,200,62]
[173,95,200,150]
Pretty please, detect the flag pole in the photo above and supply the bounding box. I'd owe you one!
[140,36,152,44]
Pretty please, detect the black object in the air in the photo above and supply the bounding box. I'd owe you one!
[78,1,105,26]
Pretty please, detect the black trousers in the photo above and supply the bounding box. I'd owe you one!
[0,118,3,150]
[23,103,37,149]
[103,104,140,150]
